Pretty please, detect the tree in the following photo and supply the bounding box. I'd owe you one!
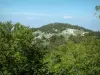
[95,6,100,18]
[43,35,100,75]
[0,21,44,75]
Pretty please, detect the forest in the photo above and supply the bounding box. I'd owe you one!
[0,6,100,75]
[0,21,100,75]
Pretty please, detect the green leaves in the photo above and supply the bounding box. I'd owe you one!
[95,6,100,11]
[0,21,44,75]
[95,6,100,18]
[0,21,100,75]
[43,35,100,75]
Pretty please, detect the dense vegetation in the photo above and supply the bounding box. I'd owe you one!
[32,23,92,33]
[0,21,100,75]
[43,34,100,75]
[0,21,46,75]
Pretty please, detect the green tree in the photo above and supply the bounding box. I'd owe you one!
[43,35,100,75]
[95,6,100,18]
[0,21,44,75]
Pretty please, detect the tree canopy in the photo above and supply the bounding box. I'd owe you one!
[0,21,100,75]
[95,6,100,18]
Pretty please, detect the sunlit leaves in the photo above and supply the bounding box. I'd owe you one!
[43,35,100,75]
[0,21,44,75]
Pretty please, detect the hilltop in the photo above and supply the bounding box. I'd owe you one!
[32,23,92,33]
[31,23,92,40]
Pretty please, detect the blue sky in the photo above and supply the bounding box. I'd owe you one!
[0,0,100,31]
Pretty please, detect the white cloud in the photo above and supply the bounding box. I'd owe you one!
[64,15,72,19]
[11,12,45,16]
[7,12,45,20]
[26,17,35,20]
[26,16,40,20]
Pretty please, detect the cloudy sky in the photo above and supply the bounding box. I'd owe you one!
[0,0,100,31]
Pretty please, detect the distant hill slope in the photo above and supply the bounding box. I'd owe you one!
[32,23,92,33]
[31,23,93,40]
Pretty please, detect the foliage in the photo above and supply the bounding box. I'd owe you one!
[0,21,100,75]
[32,23,92,33]
[0,21,44,75]
[95,6,100,18]
[43,35,100,75]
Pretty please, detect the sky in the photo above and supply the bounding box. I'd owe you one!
[0,0,100,31]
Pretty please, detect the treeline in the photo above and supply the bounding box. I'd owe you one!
[32,23,92,33]
[0,21,100,75]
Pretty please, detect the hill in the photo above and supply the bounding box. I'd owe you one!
[0,21,100,75]
[32,23,92,40]
[32,23,92,33]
